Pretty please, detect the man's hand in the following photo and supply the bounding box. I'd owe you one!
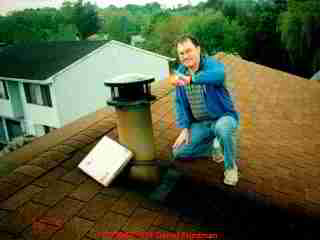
[182,75,192,85]
[169,73,191,86]
[173,128,190,149]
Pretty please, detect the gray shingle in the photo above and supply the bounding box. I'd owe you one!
[0,41,107,80]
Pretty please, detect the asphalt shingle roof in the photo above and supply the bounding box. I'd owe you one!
[0,41,107,80]
[0,54,319,239]
[173,52,320,215]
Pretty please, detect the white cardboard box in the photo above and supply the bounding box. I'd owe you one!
[78,136,133,187]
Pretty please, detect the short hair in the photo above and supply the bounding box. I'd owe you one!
[174,34,200,49]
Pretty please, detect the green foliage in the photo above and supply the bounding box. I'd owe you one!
[125,2,161,15]
[73,0,101,40]
[105,15,138,43]
[214,0,291,74]
[222,0,238,20]
[204,0,224,10]
[49,24,78,41]
[60,1,75,24]
[183,10,246,56]
[98,5,147,44]
[273,0,288,11]
[0,0,319,78]
[0,8,74,43]
[279,0,320,76]
[142,10,171,37]
[141,14,188,57]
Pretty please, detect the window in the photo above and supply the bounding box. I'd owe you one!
[0,80,9,99]
[35,125,55,136]
[6,119,22,141]
[23,83,52,107]
[0,118,6,142]
[40,85,52,107]
[44,125,50,134]
[44,125,56,134]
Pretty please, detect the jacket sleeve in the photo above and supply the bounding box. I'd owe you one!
[192,58,225,87]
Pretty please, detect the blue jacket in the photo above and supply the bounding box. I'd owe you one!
[175,56,240,129]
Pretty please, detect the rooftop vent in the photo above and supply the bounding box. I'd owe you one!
[105,73,159,184]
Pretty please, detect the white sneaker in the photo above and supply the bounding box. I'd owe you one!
[224,167,239,186]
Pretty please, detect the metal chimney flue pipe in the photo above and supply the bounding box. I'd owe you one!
[104,73,159,184]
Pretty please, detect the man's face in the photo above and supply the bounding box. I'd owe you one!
[177,39,201,71]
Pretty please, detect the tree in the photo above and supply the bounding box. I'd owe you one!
[204,0,224,10]
[124,4,142,14]
[100,14,140,43]
[61,1,75,24]
[279,0,320,77]
[0,15,14,43]
[240,1,289,70]
[273,0,288,11]
[183,10,246,56]
[108,15,129,42]
[223,0,238,20]
[0,8,70,43]
[142,15,190,57]
[73,0,101,39]
[123,2,161,16]
[145,2,161,13]
[142,10,171,37]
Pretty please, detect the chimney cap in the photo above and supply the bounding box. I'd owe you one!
[104,73,156,107]
[104,73,154,87]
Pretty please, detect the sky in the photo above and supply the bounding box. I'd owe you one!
[0,0,205,15]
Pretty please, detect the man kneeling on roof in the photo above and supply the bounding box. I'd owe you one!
[170,34,240,186]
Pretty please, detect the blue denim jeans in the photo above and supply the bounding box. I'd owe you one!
[172,115,239,170]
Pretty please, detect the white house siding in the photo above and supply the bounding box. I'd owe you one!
[110,43,170,81]
[26,104,60,127]
[19,83,60,136]
[0,98,15,118]
[54,44,113,126]
[311,70,320,81]
[54,43,171,126]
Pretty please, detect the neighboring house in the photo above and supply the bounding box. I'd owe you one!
[0,40,174,144]
[310,70,320,81]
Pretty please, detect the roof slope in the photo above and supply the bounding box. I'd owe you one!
[0,56,319,239]
[0,41,107,80]
[172,52,320,216]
